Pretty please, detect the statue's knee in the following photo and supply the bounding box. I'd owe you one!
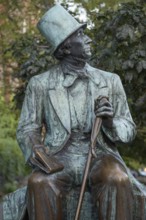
[28,172,61,196]
[90,159,129,187]
[107,169,129,186]
[28,172,49,187]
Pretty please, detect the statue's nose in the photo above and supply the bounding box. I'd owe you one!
[84,35,92,44]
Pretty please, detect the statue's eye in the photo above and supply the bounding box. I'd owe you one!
[77,29,84,36]
[77,31,81,36]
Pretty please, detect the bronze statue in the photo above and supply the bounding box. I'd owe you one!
[15,4,146,220]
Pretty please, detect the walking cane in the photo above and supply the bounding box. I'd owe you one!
[74,97,107,220]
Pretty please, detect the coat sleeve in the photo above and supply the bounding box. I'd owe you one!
[102,74,136,144]
[16,77,44,162]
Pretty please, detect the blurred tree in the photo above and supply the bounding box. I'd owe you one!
[11,34,56,108]
[0,93,30,194]
[80,0,135,11]
[0,0,54,103]
[89,1,146,163]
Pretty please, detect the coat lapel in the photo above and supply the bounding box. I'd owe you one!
[48,64,109,133]
[86,64,109,99]
[48,66,71,133]
[86,64,109,122]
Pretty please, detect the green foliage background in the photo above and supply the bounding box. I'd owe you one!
[0,94,29,194]
[89,2,146,164]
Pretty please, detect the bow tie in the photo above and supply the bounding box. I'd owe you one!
[62,63,89,87]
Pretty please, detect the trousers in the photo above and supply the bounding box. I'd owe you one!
[27,134,134,220]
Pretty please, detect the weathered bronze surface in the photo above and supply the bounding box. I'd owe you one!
[2,4,146,220]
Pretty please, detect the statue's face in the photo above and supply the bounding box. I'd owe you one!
[69,28,92,59]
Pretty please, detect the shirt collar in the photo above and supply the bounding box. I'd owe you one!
[62,62,101,88]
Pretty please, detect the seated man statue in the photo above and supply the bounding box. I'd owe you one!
[16,4,146,220]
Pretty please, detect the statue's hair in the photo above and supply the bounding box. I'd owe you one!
[54,38,71,60]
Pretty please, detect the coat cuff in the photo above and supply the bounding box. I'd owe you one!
[101,117,136,143]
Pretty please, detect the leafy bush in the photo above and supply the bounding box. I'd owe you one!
[10,33,56,108]
[89,1,146,164]
[0,93,29,194]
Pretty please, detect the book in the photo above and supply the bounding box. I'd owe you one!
[30,150,64,174]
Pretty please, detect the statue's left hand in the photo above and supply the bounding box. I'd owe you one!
[94,97,113,128]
